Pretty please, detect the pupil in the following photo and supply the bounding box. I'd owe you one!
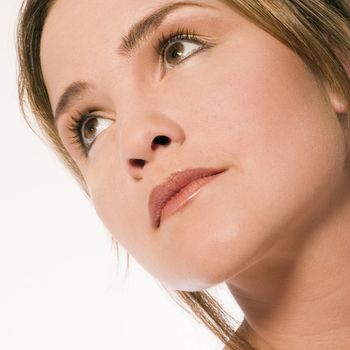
[84,118,97,139]
[172,48,180,58]
[166,42,184,63]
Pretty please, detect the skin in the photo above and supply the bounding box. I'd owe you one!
[40,0,350,348]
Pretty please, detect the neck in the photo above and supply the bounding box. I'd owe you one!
[226,179,350,350]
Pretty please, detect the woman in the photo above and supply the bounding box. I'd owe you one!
[17,0,350,349]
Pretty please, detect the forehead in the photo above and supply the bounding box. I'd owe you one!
[40,0,159,99]
[40,0,229,110]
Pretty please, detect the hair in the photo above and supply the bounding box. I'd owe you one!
[17,0,350,349]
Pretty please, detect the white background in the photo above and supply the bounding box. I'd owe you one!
[0,1,243,349]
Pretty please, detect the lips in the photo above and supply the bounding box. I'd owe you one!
[148,167,226,228]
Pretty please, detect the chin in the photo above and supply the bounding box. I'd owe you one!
[153,216,273,292]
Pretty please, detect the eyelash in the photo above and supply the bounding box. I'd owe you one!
[67,112,97,156]
[67,27,210,156]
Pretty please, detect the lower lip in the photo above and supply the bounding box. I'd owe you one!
[160,173,222,224]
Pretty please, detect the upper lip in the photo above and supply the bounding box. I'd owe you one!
[148,167,227,228]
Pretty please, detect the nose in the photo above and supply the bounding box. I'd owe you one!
[119,114,185,179]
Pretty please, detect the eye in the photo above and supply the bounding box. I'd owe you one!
[157,28,214,72]
[68,113,113,155]
[162,39,203,70]
[80,115,113,150]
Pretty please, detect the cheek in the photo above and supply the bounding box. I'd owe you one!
[84,141,138,246]
[170,32,346,177]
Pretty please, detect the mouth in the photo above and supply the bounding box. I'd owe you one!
[148,167,227,229]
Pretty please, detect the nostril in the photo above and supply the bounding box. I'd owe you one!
[129,136,171,169]
[152,135,170,150]
[129,159,146,168]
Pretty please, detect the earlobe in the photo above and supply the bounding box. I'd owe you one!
[325,49,350,115]
[328,89,348,115]
[323,76,348,115]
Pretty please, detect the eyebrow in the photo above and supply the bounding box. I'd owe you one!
[54,1,214,122]
[54,81,91,122]
[118,1,213,56]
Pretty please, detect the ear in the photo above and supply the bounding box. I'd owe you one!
[323,69,349,116]
[328,51,350,115]
[327,88,348,115]
[323,47,349,115]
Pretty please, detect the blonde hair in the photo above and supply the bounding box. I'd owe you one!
[17,1,350,349]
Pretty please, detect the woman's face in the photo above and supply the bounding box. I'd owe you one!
[41,0,348,290]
